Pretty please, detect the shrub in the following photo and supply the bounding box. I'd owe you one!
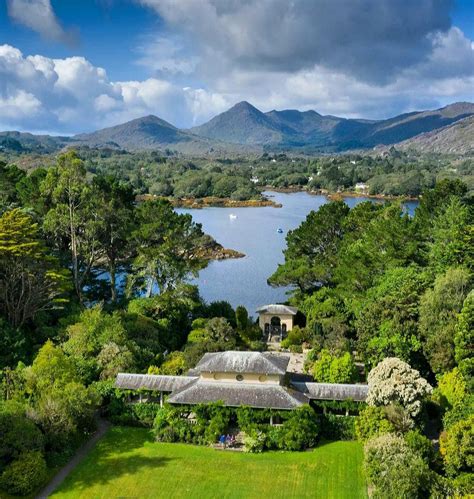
[277,406,319,451]
[355,406,394,442]
[243,429,266,453]
[154,406,194,443]
[367,357,432,418]
[312,349,357,383]
[204,410,231,444]
[320,414,356,440]
[0,451,48,496]
[0,411,44,463]
[383,403,415,432]
[364,434,431,498]
[439,415,474,476]
[450,473,474,497]
[153,403,231,445]
[404,430,437,467]
[434,368,468,410]
[157,351,186,375]
[442,394,474,429]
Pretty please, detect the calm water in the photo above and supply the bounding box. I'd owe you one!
[177,191,418,317]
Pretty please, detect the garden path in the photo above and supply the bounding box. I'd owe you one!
[36,418,110,498]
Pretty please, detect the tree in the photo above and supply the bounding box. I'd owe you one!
[364,433,431,498]
[15,168,48,215]
[0,317,27,369]
[419,267,471,374]
[0,405,44,465]
[414,178,468,236]
[62,306,134,382]
[356,266,427,369]
[235,305,249,331]
[42,151,102,303]
[0,450,47,496]
[154,351,186,375]
[454,291,474,376]
[0,209,68,328]
[25,341,98,444]
[367,357,432,418]
[129,199,208,296]
[26,340,76,395]
[269,201,350,291]
[0,162,25,208]
[335,202,418,300]
[440,415,474,476]
[435,368,468,410]
[312,349,357,383]
[299,288,350,354]
[97,342,135,380]
[428,198,473,272]
[92,175,135,302]
[355,406,394,442]
[127,284,204,351]
[205,301,236,326]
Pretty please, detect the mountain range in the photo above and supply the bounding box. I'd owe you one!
[1,101,473,155]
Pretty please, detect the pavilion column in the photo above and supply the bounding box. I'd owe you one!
[270,414,274,426]
[139,392,143,403]
[160,391,164,408]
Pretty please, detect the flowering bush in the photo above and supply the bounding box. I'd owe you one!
[367,357,432,418]
[364,433,431,498]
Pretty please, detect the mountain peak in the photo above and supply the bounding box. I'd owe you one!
[233,100,257,109]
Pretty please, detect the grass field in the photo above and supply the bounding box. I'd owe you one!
[51,426,367,499]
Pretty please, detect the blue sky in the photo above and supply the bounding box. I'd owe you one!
[0,0,473,134]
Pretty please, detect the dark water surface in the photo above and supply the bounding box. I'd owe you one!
[177,191,418,317]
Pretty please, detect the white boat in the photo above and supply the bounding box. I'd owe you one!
[229,214,237,219]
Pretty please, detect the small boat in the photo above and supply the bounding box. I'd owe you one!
[277,228,283,233]
[229,214,237,220]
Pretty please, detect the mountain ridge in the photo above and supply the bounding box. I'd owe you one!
[1,101,473,155]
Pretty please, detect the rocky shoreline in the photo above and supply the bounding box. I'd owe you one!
[197,236,245,261]
[170,196,281,209]
[264,186,418,202]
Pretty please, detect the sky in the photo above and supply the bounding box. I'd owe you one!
[0,0,473,134]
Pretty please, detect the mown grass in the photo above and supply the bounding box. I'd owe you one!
[52,426,367,499]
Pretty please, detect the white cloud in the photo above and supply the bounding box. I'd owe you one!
[0,90,42,119]
[0,45,226,133]
[0,24,472,135]
[135,35,199,75]
[7,0,76,45]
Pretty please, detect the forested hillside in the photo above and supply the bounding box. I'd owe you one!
[268,179,473,496]
[0,147,472,496]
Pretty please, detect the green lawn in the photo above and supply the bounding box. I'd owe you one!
[51,426,367,499]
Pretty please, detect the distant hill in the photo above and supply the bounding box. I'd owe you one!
[189,101,287,145]
[75,115,209,153]
[73,114,257,154]
[394,115,474,154]
[190,101,474,151]
[1,102,473,155]
[0,131,69,153]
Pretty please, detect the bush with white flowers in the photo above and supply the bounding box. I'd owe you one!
[367,357,432,418]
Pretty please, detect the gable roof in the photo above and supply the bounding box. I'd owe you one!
[256,304,298,315]
[194,351,289,375]
[292,382,368,402]
[167,379,307,410]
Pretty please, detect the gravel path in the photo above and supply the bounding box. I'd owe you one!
[36,418,110,498]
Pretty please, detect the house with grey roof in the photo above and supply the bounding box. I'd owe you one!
[256,304,298,341]
[115,350,368,411]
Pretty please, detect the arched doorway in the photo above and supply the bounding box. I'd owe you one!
[270,316,281,340]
